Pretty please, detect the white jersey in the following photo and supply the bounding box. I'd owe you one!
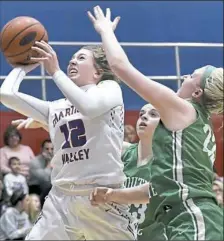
[0,69,126,189]
[48,83,126,187]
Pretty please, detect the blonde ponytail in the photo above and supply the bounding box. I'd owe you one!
[203,67,223,115]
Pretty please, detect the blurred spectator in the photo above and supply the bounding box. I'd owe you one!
[0,190,31,240]
[0,179,2,198]
[0,172,9,215]
[0,125,35,177]
[28,194,41,225]
[3,157,28,198]
[0,179,4,215]
[29,139,53,206]
[213,177,223,207]
[124,124,137,143]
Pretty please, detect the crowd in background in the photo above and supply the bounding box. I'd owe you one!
[0,124,223,240]
[0,125,53,240]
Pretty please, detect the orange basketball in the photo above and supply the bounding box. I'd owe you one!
[0,16,48,65]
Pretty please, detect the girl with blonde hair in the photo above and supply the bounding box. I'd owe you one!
[28,194,41,225]
[88,6,223,240]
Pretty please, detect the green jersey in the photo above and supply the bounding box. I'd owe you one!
[148,101,217,220]
[122,144,166,240]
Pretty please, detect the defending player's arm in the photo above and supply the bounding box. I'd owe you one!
[88,6,196,131]
[90,183,150,205]
[0,66,49,125]
[12,118,49,131]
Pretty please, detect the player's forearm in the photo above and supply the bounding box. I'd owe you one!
[100,30,196,131]
[39,122,49,131]
[53,70,98,117]
[111,183,150,204]
[53,71,122,118]
[100,29,129,68]
[100,29,176,106]
[0,68,49,124]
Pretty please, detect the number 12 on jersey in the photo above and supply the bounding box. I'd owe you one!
[60,119,87,149]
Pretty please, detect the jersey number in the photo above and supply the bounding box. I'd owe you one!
[203,124,216,165]
[60,119,87,149]
[131,204,147,224]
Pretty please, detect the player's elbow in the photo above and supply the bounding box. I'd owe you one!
[78,105,99,119]
[0,90,14,107]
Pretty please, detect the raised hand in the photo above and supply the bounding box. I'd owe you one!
[30,41,60,76]
[88,6,120,34]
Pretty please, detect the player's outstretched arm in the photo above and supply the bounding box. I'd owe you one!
[90,183,150,206]
[88,6,196,131]
[0,65,49,125]
[30,41,123,118]
[11,118,49,131]
[52,71,123,118]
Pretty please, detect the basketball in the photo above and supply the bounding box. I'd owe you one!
[0,16,48,65]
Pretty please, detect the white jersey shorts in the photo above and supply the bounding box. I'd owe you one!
[26,185,137,240]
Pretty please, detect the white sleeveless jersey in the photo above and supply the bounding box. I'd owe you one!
[48,90,125,187]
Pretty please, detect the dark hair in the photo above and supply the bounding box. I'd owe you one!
[82,45,120,83]
[10,189,26,206]
[3,125,22,146]
[41,139,52,149]
[8,156,20,166]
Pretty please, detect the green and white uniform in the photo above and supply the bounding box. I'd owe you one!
[148,101,223,240]
[122,144,167,240]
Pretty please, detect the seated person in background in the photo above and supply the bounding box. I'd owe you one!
[28,194,41,225]
[3,157,28,199]
[124,124,137,143]
[0,125,35,178]
[0,173,9,215]
[0,190,31,240]
[0,179,5,215]
[29,139,53,205]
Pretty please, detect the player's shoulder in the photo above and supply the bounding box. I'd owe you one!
[50,98,66,105]
[98,80,121,88]
[126,143,138,152]
[49,98,68,108]
[122,143,138,159]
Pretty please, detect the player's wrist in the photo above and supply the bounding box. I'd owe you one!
[52,69,63,79]
[109,188,122,202]
[99,27,114,36]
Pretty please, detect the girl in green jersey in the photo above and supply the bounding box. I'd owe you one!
[122,104,168,240]
[89,6,223,240]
